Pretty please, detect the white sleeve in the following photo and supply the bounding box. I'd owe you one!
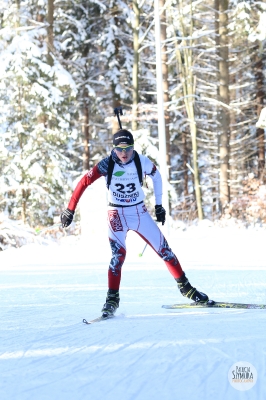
[142,156,163,205]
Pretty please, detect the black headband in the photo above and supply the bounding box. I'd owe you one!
[113,130,134,146]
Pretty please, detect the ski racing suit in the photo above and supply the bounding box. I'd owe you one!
[67,150,184,290]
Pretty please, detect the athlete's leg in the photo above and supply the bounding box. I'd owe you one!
[131,204,183,278]
[131,203,208,303]
[107,208,127,291]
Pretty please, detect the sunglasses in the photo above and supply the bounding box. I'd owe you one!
[114,145,134,153]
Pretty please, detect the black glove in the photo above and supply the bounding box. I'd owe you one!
[61,208,75,228]
[155,205,166,225]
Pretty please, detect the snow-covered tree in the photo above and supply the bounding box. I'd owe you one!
[0,0,265,232]
[0,0,76,226]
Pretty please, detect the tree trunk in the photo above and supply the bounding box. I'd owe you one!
[15,0,20,28]
[15,0,28,224]
[229,70,239,199]
[218,0,230,208]
[82,89,90,171]
[159,0,170,171]
[47,0,54,67]
[255,52,265,183]
[111,15,121,134]
[214,0,221,207]
[21,189,30,224]
[190,115,203,220]
[175,0,204,220]
[132,0,140,131]
[182,130,188,197]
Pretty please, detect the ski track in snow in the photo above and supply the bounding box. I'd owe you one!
[1,228,266,399]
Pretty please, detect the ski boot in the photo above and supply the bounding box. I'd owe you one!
[176,273,208,303]
[101,289,120,318]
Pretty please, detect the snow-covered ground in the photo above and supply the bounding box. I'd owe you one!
[1,226,266,400]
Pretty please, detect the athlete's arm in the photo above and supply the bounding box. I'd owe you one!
[67,158,108,211]
[144,158,163,205]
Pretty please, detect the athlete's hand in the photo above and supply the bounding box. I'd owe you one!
[60,208,75,228]
[155,205,166,225]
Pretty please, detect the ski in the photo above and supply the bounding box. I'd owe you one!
[162,300,266,310]
[83,315,115,325]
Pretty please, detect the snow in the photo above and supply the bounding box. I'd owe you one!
[249,11,266,42]
[0,226,266,399]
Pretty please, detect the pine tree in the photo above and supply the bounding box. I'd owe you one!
[0,0,76,226]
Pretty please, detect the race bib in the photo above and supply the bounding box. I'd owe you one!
[108,164,145,205]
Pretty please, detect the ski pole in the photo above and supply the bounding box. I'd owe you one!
[139,243,148,257]
[35,223,62,235]
[114,106,123,129]
[138,220,160,257]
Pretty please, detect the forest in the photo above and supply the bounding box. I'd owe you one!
[0,0,266,236]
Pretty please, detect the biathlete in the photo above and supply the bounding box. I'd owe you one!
[61,129,209,318]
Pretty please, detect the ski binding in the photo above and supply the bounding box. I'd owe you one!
[83,313,115,325]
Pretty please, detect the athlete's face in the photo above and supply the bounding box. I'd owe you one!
[114,143,134,164]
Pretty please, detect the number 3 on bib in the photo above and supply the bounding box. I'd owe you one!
[115,183,136,194]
